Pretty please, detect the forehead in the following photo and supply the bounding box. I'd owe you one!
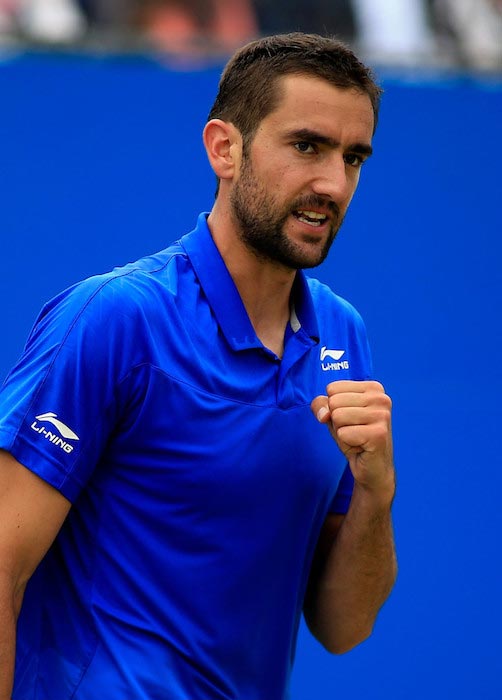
[260,73,375,141]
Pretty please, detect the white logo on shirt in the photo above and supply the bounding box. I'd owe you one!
[320,346,345,362]
[30,412,79,454]
[320,346,350,372]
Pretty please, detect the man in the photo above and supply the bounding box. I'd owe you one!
[0,32,397,700]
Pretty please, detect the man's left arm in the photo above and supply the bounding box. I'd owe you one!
[305,380,397,654]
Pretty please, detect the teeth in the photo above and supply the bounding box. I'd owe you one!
[297,210,326,220]
[295,210,328,226]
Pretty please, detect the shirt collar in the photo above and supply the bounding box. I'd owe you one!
[180,212,319,351]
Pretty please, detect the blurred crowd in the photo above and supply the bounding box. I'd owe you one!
[0,0,501,69]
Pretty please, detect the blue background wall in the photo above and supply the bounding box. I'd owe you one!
[1,52,501,698]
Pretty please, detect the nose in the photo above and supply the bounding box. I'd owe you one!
[310,155,357,207]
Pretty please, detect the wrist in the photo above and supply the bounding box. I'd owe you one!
[351,478,395,513]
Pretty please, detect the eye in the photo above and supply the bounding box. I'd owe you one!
[344,153,365,168]
[294,141,316,154]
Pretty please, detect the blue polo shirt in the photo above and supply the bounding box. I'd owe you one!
[0,213,372,700]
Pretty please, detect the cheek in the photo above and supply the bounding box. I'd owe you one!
[261,168,292,202]
[273,166,306,200]
[345,171,361,204]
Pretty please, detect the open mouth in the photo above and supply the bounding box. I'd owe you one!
[293,209,328,227]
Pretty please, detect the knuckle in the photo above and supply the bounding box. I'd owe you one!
[372,422,390,442]
[370,390,392,410]
[329,407,343,428]
[368,380,391,401]
[327,395,339,412]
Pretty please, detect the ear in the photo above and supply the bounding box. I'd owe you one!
[203,119,242,182]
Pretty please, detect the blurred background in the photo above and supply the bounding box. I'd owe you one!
[0,0,501,69]
[1,1,501,699]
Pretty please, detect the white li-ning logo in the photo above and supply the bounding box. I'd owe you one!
[320,346,350,372]
[31,412,79,454]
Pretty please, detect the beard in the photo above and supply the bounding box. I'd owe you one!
[230,154,343,270]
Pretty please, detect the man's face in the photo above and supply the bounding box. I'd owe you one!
[230,74,375,270]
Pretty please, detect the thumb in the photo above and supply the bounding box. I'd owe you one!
[311,395,331,424]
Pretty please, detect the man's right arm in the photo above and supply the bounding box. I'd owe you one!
[0,449,71,699]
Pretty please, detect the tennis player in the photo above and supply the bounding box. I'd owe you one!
[0,32,397,700]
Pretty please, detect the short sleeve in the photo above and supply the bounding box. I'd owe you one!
[0,276,139,502]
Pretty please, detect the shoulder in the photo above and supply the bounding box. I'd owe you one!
[306,276,367,330]
[18,241,196,383]
[76,240,189,306]
[306,276,372,379]
[34,240,190,333]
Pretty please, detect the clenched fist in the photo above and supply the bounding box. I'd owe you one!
[311,380,395,503]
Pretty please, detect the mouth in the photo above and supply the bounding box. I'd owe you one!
[292,209,329,227]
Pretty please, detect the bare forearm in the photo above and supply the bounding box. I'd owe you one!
[0,451,70,698]
[305,484,397,654]
[308,380,397,653]
[0,581,22,700]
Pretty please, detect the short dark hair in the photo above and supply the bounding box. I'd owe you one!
[208,32,382,146]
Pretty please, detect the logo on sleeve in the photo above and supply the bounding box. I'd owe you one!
[31,412,79,454]
[320,346,350,371]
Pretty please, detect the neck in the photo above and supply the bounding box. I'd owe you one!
[207,206,296,358]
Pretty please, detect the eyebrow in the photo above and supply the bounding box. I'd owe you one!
[285,128,373,157]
